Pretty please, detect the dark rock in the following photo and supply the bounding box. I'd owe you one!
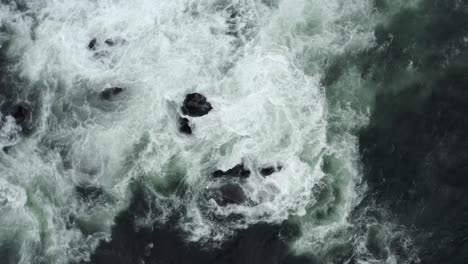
[181,93,212,117]
[100,87,125,100]
[260,166,275,176]
[213,164,250,178]
[216,183,246,206]
[212,170,224,178]
[88,38,97,50]
[178,117,192,135]
[104,39,115,46]
[259,164,282,177]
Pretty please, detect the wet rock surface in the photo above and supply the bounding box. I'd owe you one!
[259,164,282,177]
[213,164,250,179]
[88,38,97,50]
[104,38,115,46]
[181,93,212,117]
[88,37,127,61]
[178,117,192,135]
[100,87,125,100]
[259,166,275,176]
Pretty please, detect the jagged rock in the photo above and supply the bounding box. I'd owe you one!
[259,164,282,177]
[215,183,246,206]
[100,87,125,100]
[88,38,97,50]
[213,164,250,178]
[178,117,192,134]
[181,93,212,117]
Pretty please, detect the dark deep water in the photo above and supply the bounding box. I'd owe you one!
[359,1,468,263]
[1,0,468,263]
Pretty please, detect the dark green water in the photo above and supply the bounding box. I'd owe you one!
[360,1,468,263]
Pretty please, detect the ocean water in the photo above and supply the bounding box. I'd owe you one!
[0,0,466,263]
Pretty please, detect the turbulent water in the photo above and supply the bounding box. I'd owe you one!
[0,0,467,263]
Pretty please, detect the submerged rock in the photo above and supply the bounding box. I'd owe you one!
[100,87,125,100]
[259,166,275,176]
[178,117,192,135]
[2,146,12,153]
[75,185,104,201]
[89,37,127,52]
[104,38,115,46]
[104,37,126,46]
[226,9,240,37]
[93,50,111,59]
[259,164,283,177]
[261,0,279,8]
[11,102,31,125]
[213,164,250,178]
[215,183,246,206]
[9,102,33,132]
[181,93,212,117]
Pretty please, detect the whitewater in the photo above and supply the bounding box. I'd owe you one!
[0,0,420,263]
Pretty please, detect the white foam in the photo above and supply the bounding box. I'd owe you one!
[0,115,22,148]
[0,0,411,262]
[0,178,27,209]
